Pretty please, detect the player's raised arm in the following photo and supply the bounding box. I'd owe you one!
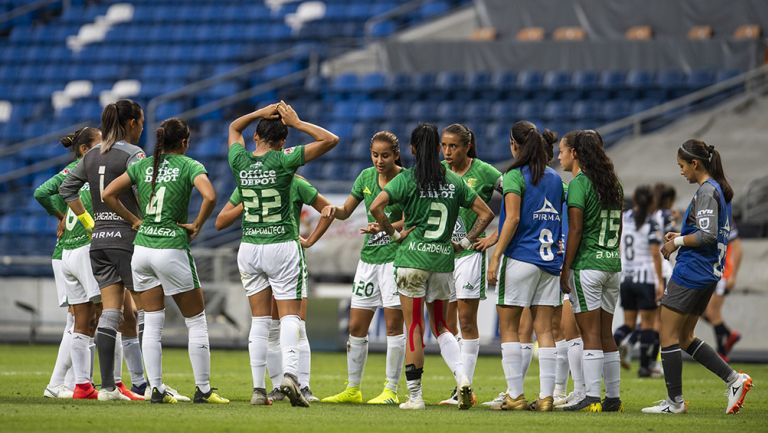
[322,195,361,220]
[228,103,280,148]
[277,101,338,163]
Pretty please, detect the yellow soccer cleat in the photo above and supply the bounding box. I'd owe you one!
[194,387,230,404]
[367,386,399,405]
[321,386,363,403]
[150,387,178,404]
[493,394,528,411]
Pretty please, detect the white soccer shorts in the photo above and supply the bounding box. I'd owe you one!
[451,251,487,302]
[132,245,200,296]
[238,241,305,300]
[61,244,101,305]
[394,267,454,303]
[568,269,620,314]
[351,261,400,310]
[497,257,560,307]
[51,259,68,308]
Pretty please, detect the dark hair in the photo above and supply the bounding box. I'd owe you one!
[562,130,623,208]
[442,123,476,158]
[632,185,654,231]
[371,130,401,166]
[152,118,190,196]
[506,121,557,185]
[61,126,100,159]
[101,99,143,153]
[256,118,288,148]
[677,139,733,203]
[653,183,676,209]
[411,123,445,191]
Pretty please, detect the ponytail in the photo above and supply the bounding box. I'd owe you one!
[412,123,445,191]
[677,139,733,203]
[708,149,733,203]
[562,130,623,208]
[151,127,165,198]
[100,99,143,153]
[150,118,190,199]
[632,185,654,230]
[60,126,100,159]
[506,121,555,185]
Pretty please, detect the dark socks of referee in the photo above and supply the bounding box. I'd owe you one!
[639,329,655,369]
[613,324,632,346]
[95,309,122,391]
[713,322,730,355]
[685,338,738,384]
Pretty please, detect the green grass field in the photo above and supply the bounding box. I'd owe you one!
[0,344,764,433]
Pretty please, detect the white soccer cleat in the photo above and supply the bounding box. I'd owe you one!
[144,384,191,402]
[641,399,687,414]
[555,391,585,408]
[481,392,507,410]
[725,373,753,414]
[43,384,73,399]
[399,397,426,410]
[98,387,131,401]
[438,387,458,405]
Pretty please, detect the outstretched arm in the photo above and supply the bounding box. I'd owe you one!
[301,193,335,248]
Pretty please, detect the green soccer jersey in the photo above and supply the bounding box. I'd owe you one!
[59,182,93,251]
[442,159,501,258]
[567,172,622,272]
[350,167,404,264]
[384,169,477,273]
[34,161,78,259]
[228,175,318,238]
[127,154,208,249]
[228,143,305,245]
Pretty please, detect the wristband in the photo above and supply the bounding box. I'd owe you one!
[77,212,95,232]
[391,230,401,241]
[673,236,685,247]
[459,237,472,250]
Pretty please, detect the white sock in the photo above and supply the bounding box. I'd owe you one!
[437,331,465,385]
[567,338,585,393]
[64,367,75,389]
[461,338,480,385]
[583,349,604,398]
[122,336,146,387]
[280,315,301,378]
[501,342,523,397]
[71,332,92,385]
[185,312,211,394]
[347,335,368,388]
[88,337,95,382]
[142,310,165,390]
[113,332,123,382]
[521,343,534,378]
[249,316,271,389]
[385,334,405,391]
[298,320,311,388]
[603,350,621,398]
[266,319,282,389]
[554,340,569,394]
[538,347,557,399]
[48,312,74,388]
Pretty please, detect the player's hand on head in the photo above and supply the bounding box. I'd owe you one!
[177,222,200,240]
[277,101,300,127]
[258,103,281,120]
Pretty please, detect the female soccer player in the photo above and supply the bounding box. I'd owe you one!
[216,174,334,403]
[558,130,624,412]
[703,226,742,361]
[102,118,228,404]
[228,102,338,407]
[321,131,407,405]
[59,100,147,401]
[487,121,564,412]
[369,124,494,410]
[613,185,664,377]
[642,139,752,415]
[438,124,501,406]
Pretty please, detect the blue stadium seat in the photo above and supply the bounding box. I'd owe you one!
[685,70,715,91]
[358,101,386,121]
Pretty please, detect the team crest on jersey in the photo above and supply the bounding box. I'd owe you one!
[283,147,295,155]
[62,168,70,175]
[136,152,146,160]
[466,178,477,189]
[250,161,263,169]
[533,198,561,221]
[363,186,372,195]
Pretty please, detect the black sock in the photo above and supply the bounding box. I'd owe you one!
[713,323,729,354]
[661,344,683,403]
[651,331,660,363]
[405,364,423,381]
[96,326,118,390]
[613,325,632,346]
[628,327,640,346]
[685,338,736,383]
[639,329,655,369]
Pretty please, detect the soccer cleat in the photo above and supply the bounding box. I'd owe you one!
[44,384,73,399]
[116,382,144,400]
[457,380,473,410]
[143,384,190,402]
[725,372,752,415]
[641,399,687,414]
[497,394,528,411]
[562,396,601,412]
[194,387,229,404]
[98,387,131,401]
[131,382,148,396]
[529,396,554,412]
[250,387,272,406]
[618,343,632,370]
[73,383,98,400]
[268,387,285,402]
[280,373,309,407]
[438,387,458,405]
[150,387,178,404]
[555,391,586,408]
[601,397,624,412]
[367,387,399,405]
[724,331,742,355]
[321,385,363,404]
[482,392,507,410]
[301,387,320,403]
[399,397,426,410]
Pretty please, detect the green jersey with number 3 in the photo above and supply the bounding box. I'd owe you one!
[228,174,318,238]
[442,159,500,258]
[34,161,79,259]
[127,154,208,249]
[567,172,622,272]
[384,169,477,273]
[228,143,305,244]
[351,167,404,264]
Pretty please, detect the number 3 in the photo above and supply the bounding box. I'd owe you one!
[424,202,448,240]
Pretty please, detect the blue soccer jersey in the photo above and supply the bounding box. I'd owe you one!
[499,166,565,275]
[671,179,731,289]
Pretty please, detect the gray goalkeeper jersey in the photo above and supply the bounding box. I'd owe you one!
[59,141,145,251]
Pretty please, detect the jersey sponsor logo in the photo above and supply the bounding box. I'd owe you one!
[143,160,181,183]
[698,217,711,231]
[138,225,178,237]
[407,241,453,255]
[94,211,124,221]
[91,230,123,239]
[533,198,561,222]
[451,217,467,243]
[419,183,456,199]
[367,231,392,246]
[244,225,286,236]
[239,168,277,186]
[362,186,373,195]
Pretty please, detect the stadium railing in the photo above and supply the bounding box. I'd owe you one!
[0,0,66,26]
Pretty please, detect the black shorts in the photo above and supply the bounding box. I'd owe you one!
[90,248,134,290]
[620,280,657,311]
[660,279,716,316]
